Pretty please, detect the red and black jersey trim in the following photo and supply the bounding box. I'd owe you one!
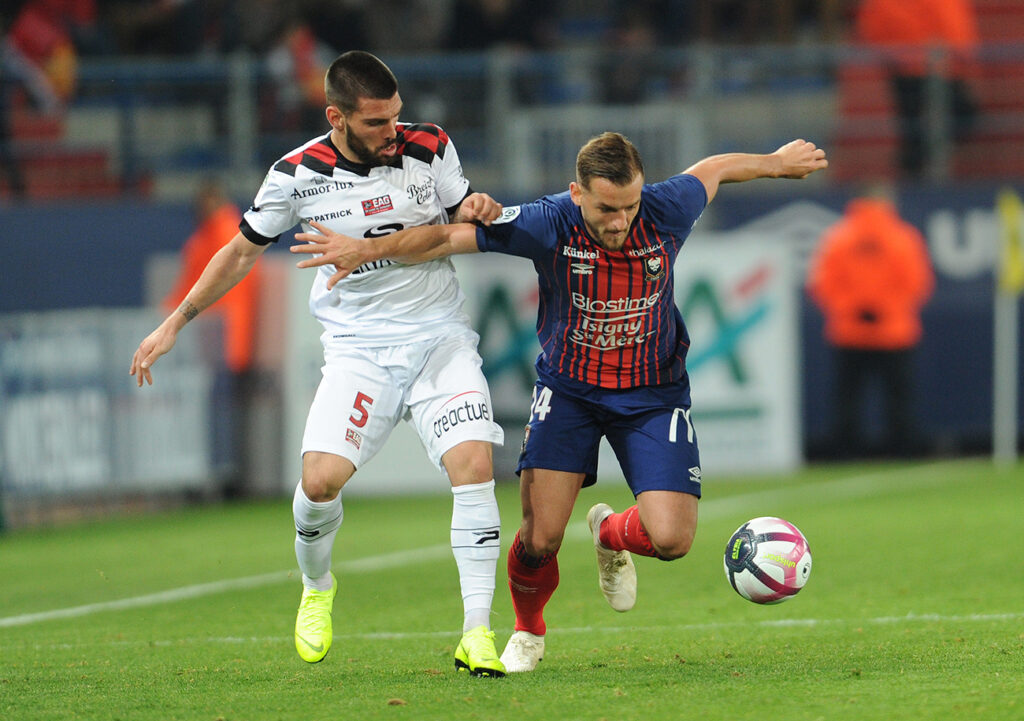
[396,122,449,165]
[272,125,450,178]
[273,137,340,178]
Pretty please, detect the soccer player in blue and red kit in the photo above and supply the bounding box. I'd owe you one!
[291,132,828,671]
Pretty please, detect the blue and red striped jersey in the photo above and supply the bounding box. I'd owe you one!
[476,173,707,390]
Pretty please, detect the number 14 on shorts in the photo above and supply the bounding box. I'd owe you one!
[530,386,553,421]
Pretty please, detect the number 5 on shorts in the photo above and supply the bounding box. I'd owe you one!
[349,392,374,428]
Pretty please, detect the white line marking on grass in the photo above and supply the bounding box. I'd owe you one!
[0,460,964,629]
[6,611,1022,652]
[0,544,451,628]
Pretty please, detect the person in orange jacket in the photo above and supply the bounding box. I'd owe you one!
[163,178,262,493]
[855,0,978,178]
[163,178,261,375]
[807,190,934,457]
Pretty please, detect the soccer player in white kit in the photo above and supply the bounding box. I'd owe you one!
[130,51,507,676]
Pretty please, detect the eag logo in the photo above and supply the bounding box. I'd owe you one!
[433,393,491,437]
[362,195,394,216]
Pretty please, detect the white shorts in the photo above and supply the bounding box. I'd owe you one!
[301,327,504,474]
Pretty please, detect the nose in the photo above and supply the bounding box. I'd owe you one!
[609,210,628,230]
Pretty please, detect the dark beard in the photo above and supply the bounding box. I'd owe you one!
[346,132,399,167]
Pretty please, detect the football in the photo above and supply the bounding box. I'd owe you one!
[723,516,812,604]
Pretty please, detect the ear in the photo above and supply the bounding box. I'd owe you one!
[569,181,583,207]
[325,105,345,133]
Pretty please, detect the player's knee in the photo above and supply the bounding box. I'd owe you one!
[519,527,562,557]
[651,529,695,560]
[443,442,494,485]
[458,453,494,485]
[300,468,345,502]
[301,452,351,501]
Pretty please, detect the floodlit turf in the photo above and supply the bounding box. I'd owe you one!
[1,458,1021,721]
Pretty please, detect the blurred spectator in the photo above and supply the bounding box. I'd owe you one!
[301,0,368,55]
[446,0,558,51]
[265,17,333,135]
[162,178,261,375]
[7,0,92,100]
[105,0,225,55]
[696,0,847,44]
[856,0,978,179]
[1,11,62,198]
[806,189,935,458]
[599,6,660,104]
[163,178,262,494]
[362,0,449,54]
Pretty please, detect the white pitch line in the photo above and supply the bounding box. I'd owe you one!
[0,544,452,629]
[0,460,964,629]
[4,611,1021,653]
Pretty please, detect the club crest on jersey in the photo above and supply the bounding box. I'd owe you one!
[361,195,394,216]
[644,255,664,281]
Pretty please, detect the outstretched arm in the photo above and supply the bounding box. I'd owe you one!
[130,232,267,386]
[291,221,481,289]
[684,139,828,203]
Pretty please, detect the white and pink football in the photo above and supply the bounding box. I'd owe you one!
[723,516,812,604]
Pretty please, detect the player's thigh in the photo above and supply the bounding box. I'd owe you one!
[636,490,698,559]
[517,381,604,487]
[605,404,702,498]
[406,330,504,473]
[301,346,404,479]
[518,467,586,556]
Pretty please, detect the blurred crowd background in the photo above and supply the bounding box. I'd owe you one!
[3,0,1022,198]
[1,0,1023,525]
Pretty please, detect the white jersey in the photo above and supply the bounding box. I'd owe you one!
[241,123,473,346]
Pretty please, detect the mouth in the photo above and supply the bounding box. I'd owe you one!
[379,142,397,157]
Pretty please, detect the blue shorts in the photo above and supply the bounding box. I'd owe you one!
[516,378,702,498]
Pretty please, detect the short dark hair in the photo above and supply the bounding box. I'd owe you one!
[575,132,645,188]
[324,51,399,114]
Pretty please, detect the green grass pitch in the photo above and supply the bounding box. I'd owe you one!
[1,458,1021,721]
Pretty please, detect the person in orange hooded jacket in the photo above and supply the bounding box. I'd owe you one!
[807,191,934,457]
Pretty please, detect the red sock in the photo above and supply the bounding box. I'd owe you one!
[507,531,559,636]
[598,504,661,558]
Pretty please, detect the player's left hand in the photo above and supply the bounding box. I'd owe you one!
[772,139,828,179]
[292,221,372,289]
[452,192,502,225]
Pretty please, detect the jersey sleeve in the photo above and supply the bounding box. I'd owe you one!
[475,198,562,261]
[239,169,300,245]
[642,174,708,237]
[433,130,472,212]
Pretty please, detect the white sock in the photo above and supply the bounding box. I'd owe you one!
[450,480,500,632]
[292,480,343,591]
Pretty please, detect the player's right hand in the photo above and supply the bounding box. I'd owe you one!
[130,326,177,387]
[453,192,502,225]
[772,139,828,179]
